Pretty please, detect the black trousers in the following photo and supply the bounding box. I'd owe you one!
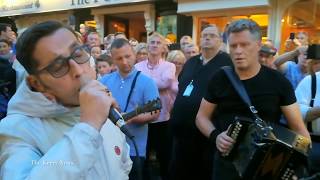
[309,141,320,174]
[129,156,145,180]
[213,153,240,180]
[0,112,6,120]
[168,134,214,180]
[145,121,170,180]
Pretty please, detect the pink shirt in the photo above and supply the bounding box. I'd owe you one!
[135,59,176,123]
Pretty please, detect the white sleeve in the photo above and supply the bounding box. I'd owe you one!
[295,75,312,120]
[0,123,103,180]
[100,120,132,180]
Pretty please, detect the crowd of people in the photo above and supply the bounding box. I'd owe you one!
[0,17,319,180]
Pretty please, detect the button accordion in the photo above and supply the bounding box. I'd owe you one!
[224,116,311,180]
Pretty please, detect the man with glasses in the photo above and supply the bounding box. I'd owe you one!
[0,21,132,179]
[168,25,232,180]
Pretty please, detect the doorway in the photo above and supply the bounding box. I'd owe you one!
[105,12,146,42]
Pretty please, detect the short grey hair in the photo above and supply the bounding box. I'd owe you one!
[134,42,147,54]
[227,19,261,41]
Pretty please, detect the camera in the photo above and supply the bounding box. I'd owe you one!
[307,44,320,59]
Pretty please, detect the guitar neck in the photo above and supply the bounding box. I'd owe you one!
[122,109,139,121]
[121,98,161,121]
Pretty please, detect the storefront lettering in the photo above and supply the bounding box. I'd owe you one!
[0,0,39,11]
[71,0,99,6]
[0,0,139,17]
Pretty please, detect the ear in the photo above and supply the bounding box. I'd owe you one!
[26,75,57,102]
[27,75,45,92]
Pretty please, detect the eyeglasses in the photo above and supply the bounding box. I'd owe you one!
[201,33,219,39]
[35,45,90,78]
[149,40,162,46]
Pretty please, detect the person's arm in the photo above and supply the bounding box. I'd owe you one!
[127,76,160,124]
[273,46,307,72]
[99,120,132,179]
[0,122,104,180]
[196,99,216,137]
[305,107,320,122]
[196,99,234,154]
[154,63,176,90]
[281,103,310,139]
[126,112,159,124]
[273,50,298,72]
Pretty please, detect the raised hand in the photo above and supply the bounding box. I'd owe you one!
[79,75,117,131]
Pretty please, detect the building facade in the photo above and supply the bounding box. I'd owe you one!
[177,0,320,51]
[0,0,156,42]
[1,0,319,50]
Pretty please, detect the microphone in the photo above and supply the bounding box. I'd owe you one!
[108,107,134,139]
[78,75,134,139]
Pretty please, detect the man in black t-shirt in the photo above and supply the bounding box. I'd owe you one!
[195,19,310,180]
[168,25,232,180]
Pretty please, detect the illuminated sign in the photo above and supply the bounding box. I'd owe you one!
[0,0,40,14]
[0,0,150,17]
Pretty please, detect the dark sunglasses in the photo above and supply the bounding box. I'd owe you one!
[35,45,91,78]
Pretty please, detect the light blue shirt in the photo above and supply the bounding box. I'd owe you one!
[100,68,159,157]
[284,61,306,89]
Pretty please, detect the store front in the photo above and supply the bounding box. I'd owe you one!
[14,11,73,35]
[0,0,155,42]
[278,0,320,53]
[177,0,320,51]
[196,14,269,44]
[177,0,269,44]
[91,2,155,42]
[104,12,146,41]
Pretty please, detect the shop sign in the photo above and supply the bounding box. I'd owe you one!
[0,0,40,15]
[0,0,149,17]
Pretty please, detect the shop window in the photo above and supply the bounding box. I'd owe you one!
[280,0,320,53]
[197,14,269,44]
[105,13,145,42]
[156,15,177,43]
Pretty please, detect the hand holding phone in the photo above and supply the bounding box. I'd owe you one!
[289,32,295,40]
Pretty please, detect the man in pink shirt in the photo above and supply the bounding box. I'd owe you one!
[135,32,175,180]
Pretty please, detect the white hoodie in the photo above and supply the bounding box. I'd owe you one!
[0,80,132,180]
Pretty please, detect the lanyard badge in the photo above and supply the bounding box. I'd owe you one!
[183,80,194,97]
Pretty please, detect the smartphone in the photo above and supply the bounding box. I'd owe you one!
[289,32,295,40]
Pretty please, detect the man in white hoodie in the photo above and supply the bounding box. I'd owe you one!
[0,21,132,180]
